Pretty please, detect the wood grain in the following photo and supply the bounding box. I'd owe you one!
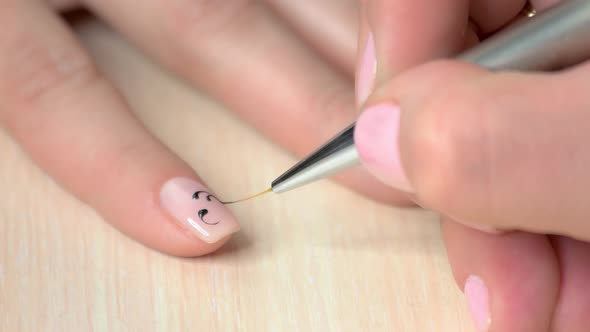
[0,18,474,332]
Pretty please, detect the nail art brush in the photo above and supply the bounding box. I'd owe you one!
[226,0,590,202]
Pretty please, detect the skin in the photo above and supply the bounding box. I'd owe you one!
[0,0,587,330]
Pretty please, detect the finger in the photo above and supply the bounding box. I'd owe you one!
[354,59,590,239]
[442,218,559,332]
[45,0,80,11]
[264,0,358,75]
[356,0,470,106]
[549,236,590,331]
[83,0,411,205]
[469,0,527,34]
[0,0,239,256]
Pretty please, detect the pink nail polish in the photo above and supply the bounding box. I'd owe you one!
[354,103,413,192]
[356,32,376,106]
[160,177,240,244]
[464,275,492,332]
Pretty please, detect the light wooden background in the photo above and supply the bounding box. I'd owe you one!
[0,17,474,332]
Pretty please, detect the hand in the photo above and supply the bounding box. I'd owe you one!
[0,1,410,257]
[354,0,589,331]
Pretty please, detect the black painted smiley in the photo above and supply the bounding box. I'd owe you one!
[192,191,222,225]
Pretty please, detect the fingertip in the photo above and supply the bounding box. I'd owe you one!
[442,220,559,332]
[165,235,233,258]
[361,60,493,219]
[101,173,240,258]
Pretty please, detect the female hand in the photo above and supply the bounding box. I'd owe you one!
[0,0,409,257]
[354,0,590,331]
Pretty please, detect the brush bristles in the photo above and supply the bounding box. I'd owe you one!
[221,188,272,205]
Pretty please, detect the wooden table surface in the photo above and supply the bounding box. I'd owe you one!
[0,17,474,332]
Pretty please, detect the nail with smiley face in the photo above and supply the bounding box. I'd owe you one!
[160,177,240,244]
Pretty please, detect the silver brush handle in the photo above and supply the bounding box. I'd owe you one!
[271,0,590,194]
[272,125,358,193]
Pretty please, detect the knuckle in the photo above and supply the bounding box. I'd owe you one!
[1,33,97,104]
[412,82,494,209]
[0,33,99,129]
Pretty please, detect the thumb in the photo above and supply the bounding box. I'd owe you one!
[354,60,590,240]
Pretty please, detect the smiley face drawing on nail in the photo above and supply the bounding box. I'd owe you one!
[192,191,222,225]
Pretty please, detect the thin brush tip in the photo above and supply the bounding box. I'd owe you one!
[222,188,272,205]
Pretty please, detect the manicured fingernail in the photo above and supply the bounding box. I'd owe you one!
[464,275,492,332]
[160,177,240,244]
[356,32,376,106]
[354,103,413,192]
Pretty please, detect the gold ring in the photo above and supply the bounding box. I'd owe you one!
[519,2,537,18]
